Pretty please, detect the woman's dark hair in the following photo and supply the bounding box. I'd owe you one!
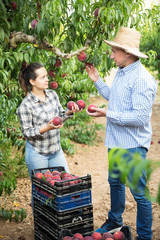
[19,62,44,92]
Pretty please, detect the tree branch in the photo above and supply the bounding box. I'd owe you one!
[9,32,90,59]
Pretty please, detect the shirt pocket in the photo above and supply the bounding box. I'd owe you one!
[33,109,49,126]
[120,82,133,110]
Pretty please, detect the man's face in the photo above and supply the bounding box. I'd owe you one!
[110,47,129,68]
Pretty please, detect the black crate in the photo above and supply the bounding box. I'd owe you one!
[58,225,133,240]
[34,213,94,240]
[35,225,52,240]
[34,198,93,228]
[32,166,92,196]
[32,184,92,212]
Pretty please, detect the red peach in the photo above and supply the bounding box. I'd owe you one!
[44,171,52,177]
[52,174,61,180]
[50,180,56,186]
[53,116,63,126]
[45,177,52,182]
[54,58,63,67]
[113,231,125,240]
[49,70,55,78]
[50,81,58,89]
[61,172,71,179]
[85,62,94,68]
[77,100,86,109]
[84,236,93,240]
[31,19,38,29]
[73,233,84,240]
[77,52,87,62]
[35,172,43,179]
[87,104,97,113]
[67,101,76,110]
[94,8,100,18]
[63,237,73,240]
[103,232,114,239]
[91,232,102,240]
[11,1,17,10]
[52,170,60,176]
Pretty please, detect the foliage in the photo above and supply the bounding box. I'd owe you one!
[140,4,160,79]
[61,110,104,145]
[0,0,160,220]
[108,148,160,205]
[0,207,26,222]
[0,174,27,222]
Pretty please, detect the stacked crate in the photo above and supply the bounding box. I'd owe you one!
[32,167,94,240]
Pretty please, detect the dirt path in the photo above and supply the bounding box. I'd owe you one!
[0,88,160,240]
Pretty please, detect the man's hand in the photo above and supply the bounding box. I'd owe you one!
[85,65,100,82]
[86,107,107,117]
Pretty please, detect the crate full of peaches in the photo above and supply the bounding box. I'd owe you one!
[32,167,92,197]
[59,225,133,240]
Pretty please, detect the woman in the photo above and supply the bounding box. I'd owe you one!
[17,62,79,208]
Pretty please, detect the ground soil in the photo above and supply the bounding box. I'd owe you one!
[0,74,160,240]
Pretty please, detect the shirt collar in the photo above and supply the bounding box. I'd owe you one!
[30,90,49,103]
[117,59,140,76]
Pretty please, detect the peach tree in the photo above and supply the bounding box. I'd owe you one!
[0,0,157,219]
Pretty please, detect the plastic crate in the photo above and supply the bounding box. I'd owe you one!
[34,213,94,240]
[35,225,53,240]
[34,198,93,228]
[33,184,92,212]
[32,166,92,196]
[59,226,133,240]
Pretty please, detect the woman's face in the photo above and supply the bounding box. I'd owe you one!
[30,67,49,90]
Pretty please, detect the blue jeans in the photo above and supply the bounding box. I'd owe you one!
[25,141,70,210]
[25,141,69,178]
[108,147,152,240]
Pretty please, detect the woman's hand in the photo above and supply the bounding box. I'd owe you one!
[39,120,63,134]
[66,103,82,115]
[48,120,63,129]
[86,107,107,117]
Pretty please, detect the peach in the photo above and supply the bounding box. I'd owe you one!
[44,171,52,177]
[77,52,87,62]
[45,176,52,182]
[61,172,70,179]
[31,19,38,29]
[54,58,63,67]
[73,233,84,239]
[50,180,56,186]
[85,62,94,68]
[87,104,97,113]
[49,70,55,78]
[63,237,72,240]
[77,100,86,109]
[35,172,43,179]
[94,8,100,18]
[50,81,58,89]
[53,116,63,126]
[52,170,60,176]
[113,231,125,240]
[91,232,102,240]
[52,174,61,180]
[84,236,93,240]
[103,232,114,239]
[11,1,17,10]
[67,101,75,110]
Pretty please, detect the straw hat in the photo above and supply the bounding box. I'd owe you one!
[104,27,148,58]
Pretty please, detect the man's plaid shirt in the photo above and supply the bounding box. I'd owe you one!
[17,89,71,155]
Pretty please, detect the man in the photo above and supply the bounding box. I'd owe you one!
[85,27,157,240]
